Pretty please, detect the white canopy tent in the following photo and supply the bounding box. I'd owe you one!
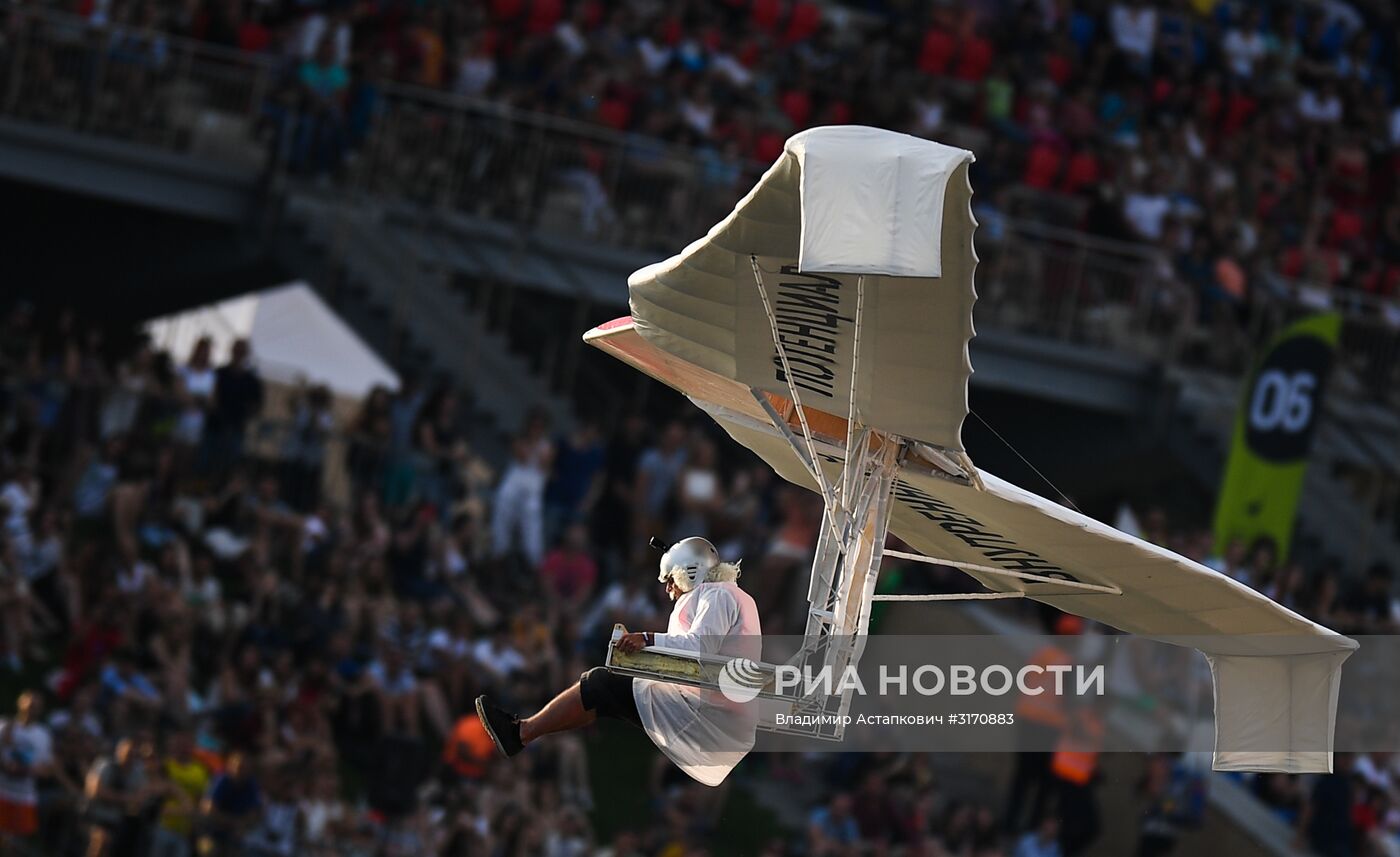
[593,126,1356,774]
[145,282,400,399]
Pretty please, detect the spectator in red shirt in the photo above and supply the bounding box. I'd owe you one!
[492,0,525,23]
[784,2,821,45]
[1023,141,1063,190]
[1045,34,1077,89]
[750,0,782,33]
[780,86,813,129]
[526,0,563,36]
[236,4,271,54]
[1061,148,1102,196]
[539,523,599,608]
[753,125,786,164]
[1221,88,1259,138]
[918,18,957,77]
[955,26,995,83]
[1327,206,1365,248]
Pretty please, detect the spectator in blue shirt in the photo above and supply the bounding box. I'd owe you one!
[202,752,263,850]
[98,649,161,732]
[1015,816,1063,857]
[545,418,606,541]
[809,792,861,854]
[294,36,350,175]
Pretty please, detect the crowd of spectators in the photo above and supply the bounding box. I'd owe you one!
[21,0,1400,320]
[0,299,1061,856]
[2,2,1400,855]
[1115,505,1400,638]
[0,300,722,856]
[1242,751,1400,857]
[0,279,1397,857]
[6,0,1397,407]
[0,287,1120,857]
[3,0,1399,355]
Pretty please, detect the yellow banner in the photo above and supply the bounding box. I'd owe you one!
[1213,313,1341,560]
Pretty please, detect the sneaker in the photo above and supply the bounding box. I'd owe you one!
[475,695,524,758]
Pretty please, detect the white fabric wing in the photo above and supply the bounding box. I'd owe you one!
[627,127,976,451]
[586,319,1356,774]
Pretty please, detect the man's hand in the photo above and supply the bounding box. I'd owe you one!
[616,632,650,654]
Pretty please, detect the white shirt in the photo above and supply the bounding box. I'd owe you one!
[432,540,468,581]
[1110,5,1157,60]
[428,628,471,660]
[682,470,719,504]
[455,55,495,96]
[22,534,61,582]
[637,38,673,74]
[581,583,659,638]
[1,480,35,559]
[1183,122,1206,159]
[680,99,715,136]
[711,53,752,88]
[473,639,527,678]
[1356,753,1393,790]
[1124,192,1171,240]
[0,721,53,805]
[183,576,222,608]
[49,709,103,739]
[1,480,35,534]
[1223,28,1266,77]
[633,581,762,786]
[246,800,299,856]
[300,799,343,840]
[181,365,216,398]
[1298,88,1343,124]
[298,15,351,63]
[554,21,588,59]
[914,97,946,135]
[117,560,155,594]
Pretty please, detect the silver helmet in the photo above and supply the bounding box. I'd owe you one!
[658,536,721,592]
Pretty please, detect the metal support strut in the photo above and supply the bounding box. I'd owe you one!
[749,258,904,740]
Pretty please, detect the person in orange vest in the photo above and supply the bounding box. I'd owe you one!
[1050,693,1106,857]
[1004,610,1080,833]
[442,714,495,782]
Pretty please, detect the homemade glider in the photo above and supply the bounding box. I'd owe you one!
[592,126,1356,774]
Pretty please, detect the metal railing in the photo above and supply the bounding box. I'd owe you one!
[977,218,1400,402]
[345,79,760,251]
[1,6,275,166]
[977,219,1198,362]
[3,4,1398,406]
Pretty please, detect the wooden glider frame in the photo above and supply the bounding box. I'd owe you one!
[598,258,1118,742]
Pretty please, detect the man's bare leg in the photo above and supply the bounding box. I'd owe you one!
[519,682,596,745]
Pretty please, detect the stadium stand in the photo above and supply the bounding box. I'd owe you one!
[2,1,1400,855]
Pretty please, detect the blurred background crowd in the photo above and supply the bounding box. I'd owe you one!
[2,0,1400,855]
[0,301,1396,857]
[12,0,1399,338]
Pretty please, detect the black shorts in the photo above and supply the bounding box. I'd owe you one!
[579,667,642,728]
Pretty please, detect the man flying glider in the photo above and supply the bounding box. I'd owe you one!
[476,536,763,786]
